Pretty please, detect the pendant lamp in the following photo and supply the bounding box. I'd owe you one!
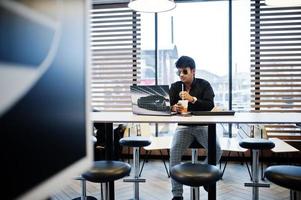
[128,0,176,13]
[265,0,301,6]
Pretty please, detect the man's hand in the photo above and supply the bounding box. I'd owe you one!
[179,91,194,102]
[172,104,179,112]
[172,103,184,113]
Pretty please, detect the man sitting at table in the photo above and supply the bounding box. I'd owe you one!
[169,55,222,200]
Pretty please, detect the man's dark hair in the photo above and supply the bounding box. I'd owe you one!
[175,56,196,69]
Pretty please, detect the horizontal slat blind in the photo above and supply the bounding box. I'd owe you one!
[250,0,301,112]
[91,4,141,111]
[264,124,301,140]
[250,0,301,140]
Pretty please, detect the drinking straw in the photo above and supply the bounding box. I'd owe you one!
[181,83,184,100]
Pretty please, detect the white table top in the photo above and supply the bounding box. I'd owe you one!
[269,138,299,153]
[91,112,301,124]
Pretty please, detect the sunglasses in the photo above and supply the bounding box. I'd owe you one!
[176,69,189,76]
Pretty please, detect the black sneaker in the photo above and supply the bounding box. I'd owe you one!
[172,197,183,200]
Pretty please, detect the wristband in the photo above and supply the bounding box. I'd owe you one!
[192,97,197,104]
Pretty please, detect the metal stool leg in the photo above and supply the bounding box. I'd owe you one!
[81,178,87,200]
[100,182,110,200]
[252,150,259,200]
[240,138,275,200]
[191,187,200,200]
[133,147,140,199]
[291,190,301,200]
[123,147,145,200]
[190,148,199,200]
[244,150,269,200]
[72,177,97,200]
[123,147,146,200]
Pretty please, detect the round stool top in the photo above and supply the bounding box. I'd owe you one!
[239,138,275,150]
[189,140,204,149]
[82,161,131,183]
[170,163,222,187]
[119,136,151,147]
[265,165,301,191]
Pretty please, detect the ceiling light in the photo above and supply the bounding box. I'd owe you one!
[128,0,176,13]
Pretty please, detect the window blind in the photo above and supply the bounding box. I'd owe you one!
[250,0,301,140]
[91,3,141,111]
[250,0,301,112]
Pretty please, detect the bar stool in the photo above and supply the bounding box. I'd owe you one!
[171,163,222,200]
[119,136,151,200]
[79,160,131,200]
[239,138,275,200]
[73,135,99,200]
[265,165,301,200]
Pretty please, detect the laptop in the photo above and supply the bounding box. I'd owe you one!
[130,85,174,116]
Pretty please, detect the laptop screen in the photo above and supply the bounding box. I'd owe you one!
[130,85,172,115]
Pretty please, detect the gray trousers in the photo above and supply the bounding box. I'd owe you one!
[170,125,222,197]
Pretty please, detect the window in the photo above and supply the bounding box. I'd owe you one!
[232,0,251,111]
[141,1,230,108]
[140,12,155,85]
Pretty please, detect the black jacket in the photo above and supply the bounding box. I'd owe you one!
[169,78,215,112]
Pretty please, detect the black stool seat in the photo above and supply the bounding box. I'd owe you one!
[171,163,222,187]
[265,165,301,191]
[239,138,275,150]
[189,140,204,149]
[82,160,131,183]
[119,136,151,147]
